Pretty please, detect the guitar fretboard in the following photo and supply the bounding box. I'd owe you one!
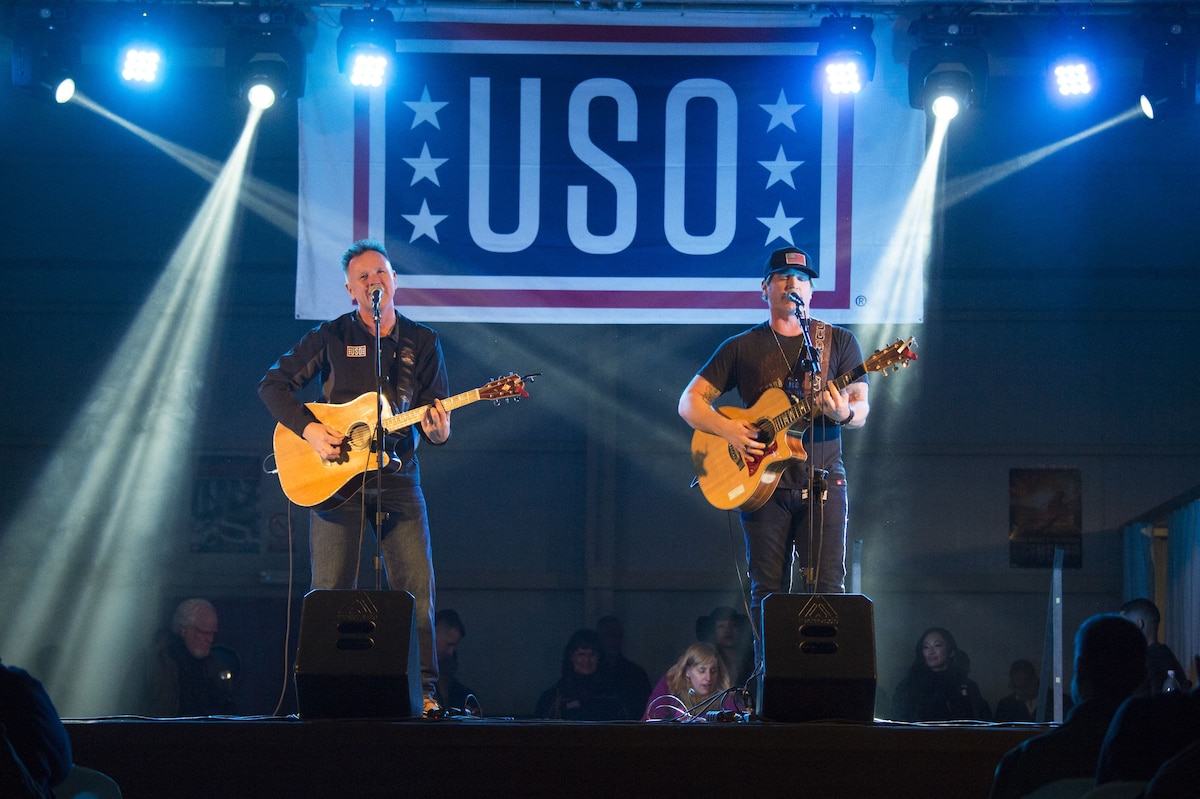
[381,389,481,435]
[771,365,867,433]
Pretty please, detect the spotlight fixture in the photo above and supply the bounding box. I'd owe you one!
[225,12,306,110]
[9,6,80,104]
[1051,60,1094,97]
[908,43,987,122]
[120,46,162,85]
[113,6,173,89]
[1138,19,1199,121]
[336,9,397,89]
[1044,18,1101,105]
[907,17,988,123]
[817,16,876,96]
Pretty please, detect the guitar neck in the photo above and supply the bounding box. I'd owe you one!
[774,364,867,431]
[381,388,483,435]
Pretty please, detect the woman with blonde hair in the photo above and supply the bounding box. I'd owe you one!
[643,642,736,720]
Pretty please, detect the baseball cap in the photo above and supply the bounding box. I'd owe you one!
[763,247,818,280]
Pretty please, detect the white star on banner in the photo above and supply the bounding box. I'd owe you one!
[759,145,804,189]
[757,202,803,245]
[403,143,448,187]
[759,89,804,132]
[402,199,448,243]
[405,86,448,130]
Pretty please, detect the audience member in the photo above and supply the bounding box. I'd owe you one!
[993,659,1074,723]
[1095,682,1200,787]
[0,657,73,799]
[434,609,476,712]
[988,613,1147,799]
[696,606,755,687]
[139,598,239,717]
[1119,597,1193,696]
[596,616,651,720]
[993,659,1040,723]
[891,626,991,722]
[1143,738,1200,799]
[534,629,628,721]
[643,642,737,721]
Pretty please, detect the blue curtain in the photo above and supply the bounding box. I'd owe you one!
[1166,502,1200,683]
[1123,522,1154,602]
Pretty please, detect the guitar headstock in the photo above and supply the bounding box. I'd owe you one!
[863,337,918,375]
[479,373,536,403]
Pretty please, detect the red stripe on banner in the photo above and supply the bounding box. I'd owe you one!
[832,96,855,309]
[399,288,767,310]
[352,90,371,241]
[398,22,815,45]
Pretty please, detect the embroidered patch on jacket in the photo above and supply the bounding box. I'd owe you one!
[346,345,367,358]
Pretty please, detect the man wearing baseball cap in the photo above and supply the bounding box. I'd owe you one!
[678,246,870,670]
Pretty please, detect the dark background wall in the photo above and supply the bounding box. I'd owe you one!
[2,6,1199,719]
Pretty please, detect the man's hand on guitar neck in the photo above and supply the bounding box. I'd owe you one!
[815,381,868,429]
[420,399,451,445]
[303,422,347,462]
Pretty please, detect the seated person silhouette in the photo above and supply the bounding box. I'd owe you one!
[993,658,1074,723]
[0,657,73,799]
[139,598,239,717]
[1119,597,1193,696]
[434,609,476,714]
[597,615,651,721]
[534,629,628,721]
[988,613,1147,799]
[695,606,754,687]
[891,626,991,721]
[643,642,738,721]
[1095,679,1200,787]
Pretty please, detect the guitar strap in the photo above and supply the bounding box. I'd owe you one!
[804,320,832,397]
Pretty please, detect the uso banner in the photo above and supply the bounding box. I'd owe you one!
[296,9,924,324]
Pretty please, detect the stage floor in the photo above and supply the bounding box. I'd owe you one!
[65,715,1044,798]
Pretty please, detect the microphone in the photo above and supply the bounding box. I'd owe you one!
[786,292,805,306]
[370,285,384,307]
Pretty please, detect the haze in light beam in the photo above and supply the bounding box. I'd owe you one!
[0,103,265,717]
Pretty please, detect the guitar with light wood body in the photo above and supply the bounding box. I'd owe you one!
[691,339,916,512]
[273,373,530,509]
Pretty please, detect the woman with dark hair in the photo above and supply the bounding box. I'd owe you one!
[891,627,991,722]
[643,642,736,721]
[534,629,630,720]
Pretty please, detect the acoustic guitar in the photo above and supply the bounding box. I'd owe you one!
[691,338,916,512]
[273,373,530,509]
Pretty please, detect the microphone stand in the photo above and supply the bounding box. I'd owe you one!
[371,293,386,591]
[793,300,823,594]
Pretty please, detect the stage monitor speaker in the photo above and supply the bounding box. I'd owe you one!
[294,589,423,719]
[756,592,877,723]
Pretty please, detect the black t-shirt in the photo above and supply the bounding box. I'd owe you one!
[697,320,866,486]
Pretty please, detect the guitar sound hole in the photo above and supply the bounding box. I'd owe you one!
[346,422,373,451]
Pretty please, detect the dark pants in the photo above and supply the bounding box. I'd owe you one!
[741,476,848,661]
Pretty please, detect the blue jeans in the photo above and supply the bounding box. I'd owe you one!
[309,486,438,696]
[741,477,848,659]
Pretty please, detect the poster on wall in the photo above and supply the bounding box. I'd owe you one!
[1009,467,1083,569]
[297,9,925,324]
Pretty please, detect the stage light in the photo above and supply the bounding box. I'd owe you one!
[121,46,162,85]
[9,13,80,104]
[909,45,987,122]
[1043,18,1102,105]
[225,16,306,110]
[908,18,988,123]
[1052,61,1093,96]
[817,16,876,96]
[1137,20,1198,121]
[337,9,397,89]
